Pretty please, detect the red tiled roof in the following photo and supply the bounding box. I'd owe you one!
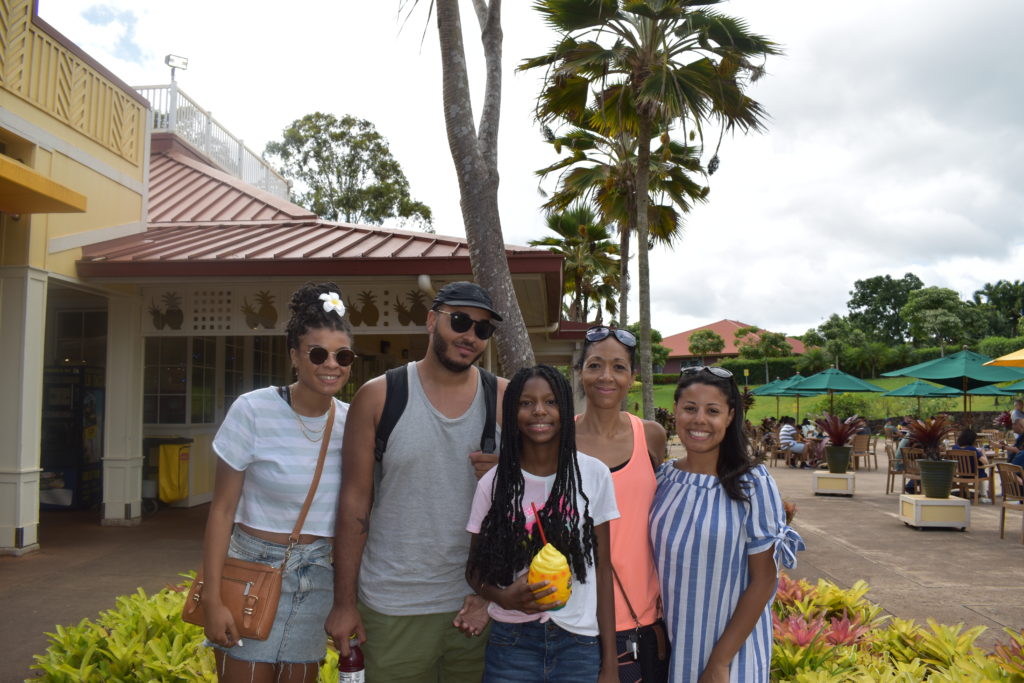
[663,319,806,358]
[78,141,560,281]
[146,151,313,223]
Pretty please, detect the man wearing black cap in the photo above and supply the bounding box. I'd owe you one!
[327,281,508,682]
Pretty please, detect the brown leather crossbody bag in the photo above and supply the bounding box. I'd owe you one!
[181,401,335,640]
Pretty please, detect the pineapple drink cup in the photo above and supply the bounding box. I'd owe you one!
[528,543,572,609]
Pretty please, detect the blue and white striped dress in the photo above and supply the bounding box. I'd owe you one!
[649,463,804,682]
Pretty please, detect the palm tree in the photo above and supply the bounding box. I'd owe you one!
[536,116,708,326]
[523,0,780,418]
[529,204,621,322]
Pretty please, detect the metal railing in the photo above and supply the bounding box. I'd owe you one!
[134,83,290,199]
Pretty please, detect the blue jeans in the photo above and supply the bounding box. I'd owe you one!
[483,619,600,683]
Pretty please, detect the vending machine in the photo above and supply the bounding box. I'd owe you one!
[39,366,105,509]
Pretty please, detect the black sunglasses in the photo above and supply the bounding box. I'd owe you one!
[681,365,733,379]
[305,346,357,367]
[585,326,637,348]
[436,309,496,340]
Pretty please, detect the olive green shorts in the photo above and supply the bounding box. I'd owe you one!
[359,601,489,683]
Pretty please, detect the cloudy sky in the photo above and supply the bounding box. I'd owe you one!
[39,0,1024,339]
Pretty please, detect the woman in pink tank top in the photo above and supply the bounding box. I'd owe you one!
[574,326,669,682]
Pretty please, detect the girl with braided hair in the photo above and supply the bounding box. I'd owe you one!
[466,364,619,683]
[201,282,355,682]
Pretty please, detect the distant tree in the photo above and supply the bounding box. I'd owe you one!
[688,329,725,365]
[796,347,830,375]
[626,323,669,371]
[970,279,1024,338]
[847,273,923,343]
[529,204,620,322]
[815,314,866,370]
[264,113,433,229]
[735,327,790,383]
[801,328,826,348]
[900,287,965,356]
[847,341,889,378]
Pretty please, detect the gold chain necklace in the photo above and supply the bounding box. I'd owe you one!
[288,385,327,442]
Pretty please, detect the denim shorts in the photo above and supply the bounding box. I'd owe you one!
[208,526,333,664]
[483,619,600,683]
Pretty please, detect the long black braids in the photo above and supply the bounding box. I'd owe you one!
[467,364,595,588]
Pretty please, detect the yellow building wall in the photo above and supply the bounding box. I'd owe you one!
[0,0,147,278]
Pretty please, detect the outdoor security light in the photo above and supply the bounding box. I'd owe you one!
[165,54,188,70]
[165,54,188,81]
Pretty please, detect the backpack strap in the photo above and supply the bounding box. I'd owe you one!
[479,368,498,454]
[374,365,409,463]
[373,364,498,463]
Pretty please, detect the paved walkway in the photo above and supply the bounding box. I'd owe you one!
[2,457,1023,681]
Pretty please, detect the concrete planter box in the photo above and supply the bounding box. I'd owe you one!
[813,471,855,496]
[899,494,970,530]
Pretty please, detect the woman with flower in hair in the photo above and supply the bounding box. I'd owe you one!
[200,282,355,682]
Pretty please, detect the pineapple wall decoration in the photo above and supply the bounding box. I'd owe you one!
[393,296,411,325]
[240,291,279,329]
[149,292,184,330]
[346,297,362,326]
[357,291,380,326]
[406,290,428,325]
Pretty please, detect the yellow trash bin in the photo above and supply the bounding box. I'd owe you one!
[144,437,192,504]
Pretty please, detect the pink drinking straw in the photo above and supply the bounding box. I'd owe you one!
[530,502,548,545]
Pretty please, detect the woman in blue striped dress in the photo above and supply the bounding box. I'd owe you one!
[650,367,804,682]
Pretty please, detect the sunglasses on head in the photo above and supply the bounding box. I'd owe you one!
[681,365,733,379]
[305,346,357,367]
[436,309,496,340]
[585,326,637,348]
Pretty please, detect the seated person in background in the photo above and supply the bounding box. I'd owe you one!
[779,416,809,469]
[1011,399,1024,424]
[883,419,898,441]
[800,418,816,438]
[1004,418,1024,468]
[954,429,991,502]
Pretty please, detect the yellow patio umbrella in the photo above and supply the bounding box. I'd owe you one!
[984,347,1024,367]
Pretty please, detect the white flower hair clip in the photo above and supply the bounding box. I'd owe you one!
[319,291,346,318]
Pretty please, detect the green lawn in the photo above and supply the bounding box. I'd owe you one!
[627,376,1021,422]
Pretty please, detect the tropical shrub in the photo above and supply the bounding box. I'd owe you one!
[30,572,1024,682]
[30,576,341,682]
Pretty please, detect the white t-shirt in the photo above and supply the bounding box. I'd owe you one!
[779,423,799,448]
[213,387,347,538]
[466,452,619,636]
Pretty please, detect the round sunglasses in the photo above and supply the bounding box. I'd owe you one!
[681,365,733,379]
[585,326,637,348]
[436,309,496,340]
[304,346,357,367]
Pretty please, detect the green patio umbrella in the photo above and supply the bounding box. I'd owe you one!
[751,375,816,417]
[1002,378,1024,392]
[772,373,823,419]
[881,380,958,416]
[788,367,884,413]
[750,378,787,396]
[882,349,1024,416]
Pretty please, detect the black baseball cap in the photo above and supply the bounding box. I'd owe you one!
[431,281,503,321]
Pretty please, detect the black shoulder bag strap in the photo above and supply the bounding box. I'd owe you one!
[479,368,498,454]
[374,364,498,462]
[374,365,409,463]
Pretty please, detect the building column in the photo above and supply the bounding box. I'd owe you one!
[0,267,47,555]
[101,293,144,526]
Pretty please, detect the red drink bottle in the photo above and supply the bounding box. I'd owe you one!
[338,635,364,683]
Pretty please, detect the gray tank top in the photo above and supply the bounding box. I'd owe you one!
[359,362,500,615]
